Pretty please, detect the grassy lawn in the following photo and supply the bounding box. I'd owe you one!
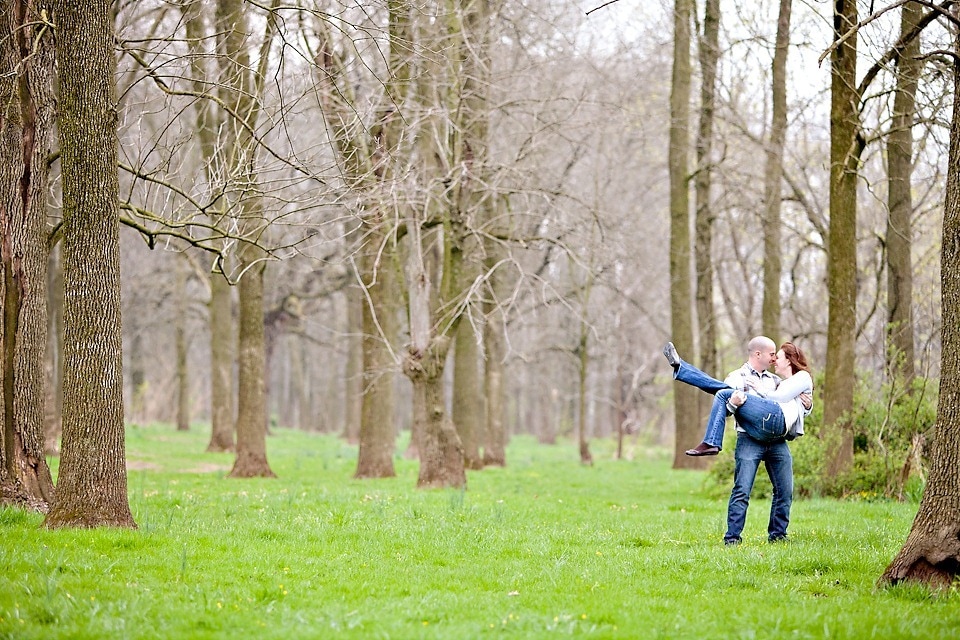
[2,425,958,639]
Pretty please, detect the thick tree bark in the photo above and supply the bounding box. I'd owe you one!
[406,339,465,489]
[577,317,593,465]
[880,33,960,585]
[885,1,921,383]
[343,281,363,443]
[354,246,397,478]
[207,275,235,451]
[0,0,56,511]
[823,0,859,479]
[668,0,702,469]
[179,0,235,452]
[312,5,406,466]
[219,0,277,478]
[761,0,792,341]
[44,245,62,454]
[453,316,484,469]
[44,0,135,528]
[229,258,275,478]
[694,0,719,378]
[175,260,190,432]
[482,274,507,466]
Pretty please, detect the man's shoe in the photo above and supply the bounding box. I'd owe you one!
[684,443,720,456]
[662,342,681,367]
[724,537,742,546]
[768,535,789,544]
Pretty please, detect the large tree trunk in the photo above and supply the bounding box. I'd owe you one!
[668,0,701,469]
[823,0,859,479]
[885,1,921,383]
[482,278,507,466]
[229,258,275,478]
[0,0,56,511]
[181,0,235,452]
[761,0,792,341]
[406,343,465,489]
[694,0,719,378]
[174,260,190,431]
[44,245,62,455]
[206,275,235,451]
[219,0,277,478]
[577,317,593,465]
[879,30,960,585]
[342,280,363,442]
[44,0,135,529]
[354,243,397,478]
[453,317,483,469]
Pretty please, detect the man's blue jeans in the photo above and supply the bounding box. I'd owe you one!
[726,435,793,543]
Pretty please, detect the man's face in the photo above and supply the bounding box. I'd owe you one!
[750,345,777,371]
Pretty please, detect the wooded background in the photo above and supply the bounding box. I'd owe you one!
[1,1,952,493]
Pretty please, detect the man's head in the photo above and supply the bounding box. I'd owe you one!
[746,336,777,372]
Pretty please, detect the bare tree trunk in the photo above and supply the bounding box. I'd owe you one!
[355,246,397,478]
[219,0,279,478]
[453,318,483,469]
[668,0,701,469]
[885,0,921,383]
[694,0,719,377]
[207,275,235,451]
[128,321,147,424]
[482,236,508,466]
[175,260,190,431]
[823,0,859,479]
[761,0,792,341]
[44,245,62,454]
[179,0,235,451]
[406,343,465,489]
[229,258,275,478]
[44,0,135,528]
[577,317,593,465]
[0,0,56,511]
[343,281,363,442]
[880,30,960,585]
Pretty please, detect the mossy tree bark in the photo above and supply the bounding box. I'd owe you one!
[885,1,921,384]
[693,0,719,378]
[823,0,860,479]
[880,28,960,585]
[453,319,483,470]
[174,259,190,432]
[668,0,702,470]
[761,0,792,342]
[310,4,412,477]
[217,0,279,478]
[44,0,135,528]
[179,0,235,453]
[0,0,56,511]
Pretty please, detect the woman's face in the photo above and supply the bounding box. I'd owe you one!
[774,349,793,377]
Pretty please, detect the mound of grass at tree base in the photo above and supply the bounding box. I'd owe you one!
[2,425,958,639]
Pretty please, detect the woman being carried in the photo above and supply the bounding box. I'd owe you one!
[663,341,813,456]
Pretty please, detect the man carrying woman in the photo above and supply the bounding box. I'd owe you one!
[664,337,813,545]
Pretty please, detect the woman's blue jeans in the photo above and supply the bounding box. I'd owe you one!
[673,361,787,447]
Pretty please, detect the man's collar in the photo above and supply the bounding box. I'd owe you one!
[744,363,773,377]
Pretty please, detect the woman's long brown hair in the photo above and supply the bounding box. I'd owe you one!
[780,342,810,375]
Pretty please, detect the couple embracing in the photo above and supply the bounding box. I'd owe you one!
[664,336,813,546]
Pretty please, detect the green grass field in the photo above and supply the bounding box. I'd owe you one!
[2,425,958,639]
